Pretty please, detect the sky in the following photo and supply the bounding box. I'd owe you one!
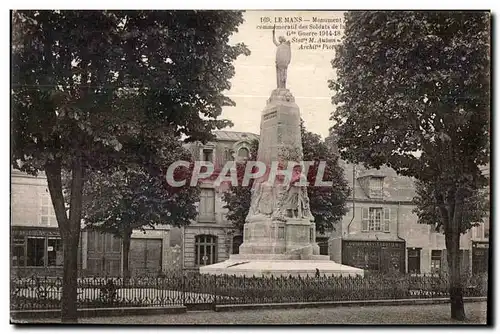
[221,10,346,139]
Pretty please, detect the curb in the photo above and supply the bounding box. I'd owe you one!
[11,305,187,321]
[214,297,487,312]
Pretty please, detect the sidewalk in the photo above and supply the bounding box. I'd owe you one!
[24,301,488,325]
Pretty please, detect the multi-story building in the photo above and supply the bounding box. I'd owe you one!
[10,169,181,277]
[330,162,490,275]
[178,131,259,269]
[11,169,69,277]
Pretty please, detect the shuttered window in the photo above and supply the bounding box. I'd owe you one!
[198,189,216,222]
[362,207,390,232]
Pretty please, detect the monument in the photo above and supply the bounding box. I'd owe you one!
[200,28,363,278]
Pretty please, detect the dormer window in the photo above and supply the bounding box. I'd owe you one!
[237,147,249,160]
[202,149,214,162]
[369,177,384,199]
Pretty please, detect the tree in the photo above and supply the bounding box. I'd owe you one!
[11,10,249,322]
[222,139,259,233]
[81,135,199,280]
[223,124,350,235]
[330,11,490,320]
[413,180,489,237]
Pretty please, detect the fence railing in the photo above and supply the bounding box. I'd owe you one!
[10,272,488,311]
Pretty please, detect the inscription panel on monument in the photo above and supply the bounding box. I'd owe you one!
[263,110,277,121]
[278,226,285,239]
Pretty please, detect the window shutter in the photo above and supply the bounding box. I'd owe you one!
[207,190,215,215]
[362,208,369,232]
[383,208,391,232]
[199,191,207,216]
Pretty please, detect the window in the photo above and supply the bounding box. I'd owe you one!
[407,248,421,274]
[13,236,64,268]
[198,189,216,222]
[195,235,218,265]
[27,237,46,267]
[237,147,249,160]
[474,220,490,239]
[316,237,329,255]
[369,177,384,198]
[224,148,234,162]
[47,238,63,266]
[366,249,380,271]
[41,193,57,225]
[484,220,490,238]
[362,207,390,232]
[431,250,442,274]
[472,245,489,274]
[202,149,214,162]
[12,237,25,267]
[369,208,382,231]
[232,235,243,254]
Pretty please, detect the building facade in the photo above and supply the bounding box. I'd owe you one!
[10,170,181,277]
[179,131,259,269]
[329,162,490,275]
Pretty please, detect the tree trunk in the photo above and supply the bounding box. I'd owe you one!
[60,155,85,323]
[45,160,80,323]
[122,228,132,283]
[61,232,80,323]
[445,229,466,320]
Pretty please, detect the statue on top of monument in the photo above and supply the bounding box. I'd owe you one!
[273,25,291,89]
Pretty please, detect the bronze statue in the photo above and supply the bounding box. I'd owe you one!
[273,25,291,89]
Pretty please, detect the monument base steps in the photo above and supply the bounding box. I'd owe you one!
[199,257,364,277]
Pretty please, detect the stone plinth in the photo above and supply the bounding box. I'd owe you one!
[238,217,319,256]
[199,258,364,277]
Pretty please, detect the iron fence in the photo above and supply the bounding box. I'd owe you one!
[10,272,488,310]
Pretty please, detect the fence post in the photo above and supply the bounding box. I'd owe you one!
[182,273,186,306]
[213,274,217,310]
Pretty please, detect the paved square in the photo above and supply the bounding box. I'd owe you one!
[27,302,488,325]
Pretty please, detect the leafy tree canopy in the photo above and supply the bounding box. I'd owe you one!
[11,9,249,322]
[82,133,200,236]
[330,11,490,320]
[331,11,490,186]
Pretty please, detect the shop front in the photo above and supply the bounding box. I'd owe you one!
[11,226,83,277]
[472,241,489,274]
[342,239,406,273]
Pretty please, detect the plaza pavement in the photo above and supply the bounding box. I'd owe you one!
[27,301,488,325]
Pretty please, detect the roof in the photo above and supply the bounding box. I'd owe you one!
[214,131,259,142]
[341,162,417,202]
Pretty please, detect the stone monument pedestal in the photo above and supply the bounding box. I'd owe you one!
[237,217,319,256]
[200,217,363,277]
